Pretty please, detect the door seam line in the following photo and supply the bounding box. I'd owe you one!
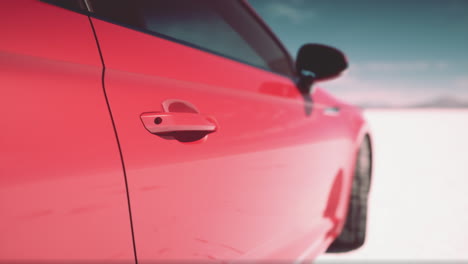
[87,16,139,264]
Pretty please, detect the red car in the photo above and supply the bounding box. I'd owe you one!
[0,0,372,262]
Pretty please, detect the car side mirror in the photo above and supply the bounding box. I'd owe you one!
[296,43,348,93]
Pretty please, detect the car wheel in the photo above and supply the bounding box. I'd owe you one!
[326,135,372,253]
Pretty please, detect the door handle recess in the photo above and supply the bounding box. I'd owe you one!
[140,112,217,135]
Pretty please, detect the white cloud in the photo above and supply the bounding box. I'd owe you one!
[353,61,450,73]
[319,72,468,107]
[265,3,313,24]
[435,62,449,70]
[455,77,468,89]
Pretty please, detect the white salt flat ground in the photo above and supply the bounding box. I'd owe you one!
[316,109,468,262]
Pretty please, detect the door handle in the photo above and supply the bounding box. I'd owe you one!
[141,99,218,142]
[140,112,217,135]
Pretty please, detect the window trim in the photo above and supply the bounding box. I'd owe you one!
[240,0,297,79]
[41,0,298,81]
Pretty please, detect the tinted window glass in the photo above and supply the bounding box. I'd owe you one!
[90,0,294,76]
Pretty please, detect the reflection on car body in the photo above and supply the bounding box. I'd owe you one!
[0,0,372,262]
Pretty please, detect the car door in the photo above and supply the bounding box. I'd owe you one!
[0,0,135,262]
[88,0,352,262]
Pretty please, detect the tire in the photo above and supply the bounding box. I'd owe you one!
[326,135,372,253]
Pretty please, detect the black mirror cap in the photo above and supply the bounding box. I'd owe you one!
[296,43,348,81]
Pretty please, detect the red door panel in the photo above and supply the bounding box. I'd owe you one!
[0,1,134,262]
[92,15,353,262]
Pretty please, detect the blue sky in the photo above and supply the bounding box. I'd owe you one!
[249,0,468,106]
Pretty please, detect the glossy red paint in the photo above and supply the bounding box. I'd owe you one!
[91,13,362,261]
[0,0,369,263]
[0,1,134,262]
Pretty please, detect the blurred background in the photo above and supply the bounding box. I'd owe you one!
[249,0,468,262]
[250,0,468,108]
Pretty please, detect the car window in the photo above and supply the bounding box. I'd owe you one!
[89,0,295,77]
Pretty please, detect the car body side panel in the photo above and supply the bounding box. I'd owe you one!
[312,91,370,238]
[91,16,358,262]
[0,1,134,262]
